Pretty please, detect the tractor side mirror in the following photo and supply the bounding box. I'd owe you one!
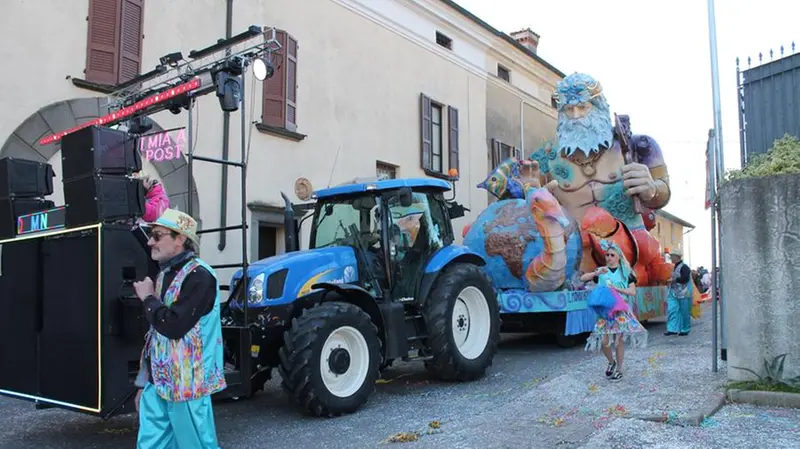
[447,201,469,219]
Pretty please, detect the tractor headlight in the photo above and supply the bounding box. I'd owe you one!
[248,273,265,304]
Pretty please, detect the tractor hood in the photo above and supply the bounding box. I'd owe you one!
[230,246,359,308]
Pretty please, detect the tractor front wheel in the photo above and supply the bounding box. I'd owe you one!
[423,263,500,381]
[278,302,381,417]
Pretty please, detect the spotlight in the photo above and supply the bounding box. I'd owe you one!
[159,52,184,67]
[214,71,242,112]
[252,58,274,81]
[128,116,154,134]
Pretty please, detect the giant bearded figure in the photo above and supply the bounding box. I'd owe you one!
[538,73,672,285]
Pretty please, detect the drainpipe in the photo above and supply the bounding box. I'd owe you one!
[218,0,233,251]
[519,99,537,155]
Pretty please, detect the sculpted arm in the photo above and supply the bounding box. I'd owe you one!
[623,134,671,209]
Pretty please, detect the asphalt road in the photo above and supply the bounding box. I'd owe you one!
[0,329,604,449]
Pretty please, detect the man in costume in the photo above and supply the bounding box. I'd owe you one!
[132,209,226,448]
[536,72,673,284]
[665,248,693,336]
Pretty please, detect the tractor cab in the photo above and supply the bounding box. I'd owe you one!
[308,178,458,301]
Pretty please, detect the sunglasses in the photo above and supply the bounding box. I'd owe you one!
[149,231,174,242]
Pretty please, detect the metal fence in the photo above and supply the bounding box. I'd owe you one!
[737,43,800,166]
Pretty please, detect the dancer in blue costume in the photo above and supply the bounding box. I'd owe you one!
[664,247,692,336]
[580,240,648,382]
[133,209,226,448]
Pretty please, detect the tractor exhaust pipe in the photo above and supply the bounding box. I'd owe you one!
[280,191,298,253]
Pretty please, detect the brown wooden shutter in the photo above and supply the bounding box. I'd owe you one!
[420,93,432,171]
[448,106,459,177]
[285,33,298,131]
[262,30,287,127]
[118,0,144,83]
[86,0,122,85]
[490,138,501,171]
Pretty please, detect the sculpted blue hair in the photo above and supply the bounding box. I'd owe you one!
[554,73,614,157]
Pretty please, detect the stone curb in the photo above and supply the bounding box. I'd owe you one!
[627,391,727,427]
[726,388,800,409]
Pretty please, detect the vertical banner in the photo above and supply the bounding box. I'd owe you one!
[705,131,714,210]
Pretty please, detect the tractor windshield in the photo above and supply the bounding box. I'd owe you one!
[311,195,381,250]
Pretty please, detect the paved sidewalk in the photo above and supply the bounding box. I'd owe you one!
[404,302,731,448]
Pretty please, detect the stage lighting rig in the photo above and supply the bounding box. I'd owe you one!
[38,26,283,145]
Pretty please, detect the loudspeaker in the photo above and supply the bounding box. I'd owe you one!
[0,225,152,417]
[0,197,55,240]
[0,157,55,199]
[64,175,145,227]
[0,238,42,395]
[61,126,142,182]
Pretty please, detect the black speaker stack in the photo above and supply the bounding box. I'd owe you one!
[0,224,152,417]
[0,157,56,240]
[60,125,145,228]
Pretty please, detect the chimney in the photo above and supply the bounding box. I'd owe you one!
[510,28,540,54]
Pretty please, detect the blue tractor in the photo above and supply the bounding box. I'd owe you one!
[220,177,500,417]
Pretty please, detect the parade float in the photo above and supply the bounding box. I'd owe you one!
[462,73,674,346]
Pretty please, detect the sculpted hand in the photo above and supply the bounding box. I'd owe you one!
[520,160,542,188]
[621,162,656,201]
[133,277,155,301]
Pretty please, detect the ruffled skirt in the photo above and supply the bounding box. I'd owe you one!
[585,310,648,352]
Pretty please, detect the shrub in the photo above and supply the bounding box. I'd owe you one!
[725,134,800,181]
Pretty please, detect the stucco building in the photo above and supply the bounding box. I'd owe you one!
[0,0,564,282]
[651,209,695,264]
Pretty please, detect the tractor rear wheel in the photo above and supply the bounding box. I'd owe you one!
[278,301,381,417]
[423,263,500,381]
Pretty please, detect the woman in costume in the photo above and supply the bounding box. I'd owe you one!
[580,240,648,382]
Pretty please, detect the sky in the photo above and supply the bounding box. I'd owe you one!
[452,0,799,268]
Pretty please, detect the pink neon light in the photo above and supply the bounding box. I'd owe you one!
[38,77,202,146]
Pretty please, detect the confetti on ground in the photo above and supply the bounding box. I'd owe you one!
[98,428,133,435]
[700,417,719,428]
[588,383,600,393]
[376,373,414,384]
[382,421,445,444]
[383,432,420,443]
[607,404,628,417]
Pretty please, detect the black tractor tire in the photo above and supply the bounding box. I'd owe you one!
[278,301,381,417]
[423,263,500,381]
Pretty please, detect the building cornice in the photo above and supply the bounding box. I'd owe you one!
[329,0,557,117]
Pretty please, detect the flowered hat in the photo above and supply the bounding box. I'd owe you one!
[149,209,198,245]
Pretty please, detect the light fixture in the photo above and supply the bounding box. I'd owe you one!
[214,71,242,112]
[252,57,275,81]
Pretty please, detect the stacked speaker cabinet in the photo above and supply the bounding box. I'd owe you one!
[60,126,145,228]
[0,223,151,417]
[0,157,56,239]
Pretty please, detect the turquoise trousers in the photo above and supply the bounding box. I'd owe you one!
[137,383,220,449]
[666,295,691,334]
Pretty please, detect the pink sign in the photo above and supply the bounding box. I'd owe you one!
[138,128,187,162]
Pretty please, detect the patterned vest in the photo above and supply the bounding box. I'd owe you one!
[669,261,691,299]
[141,257,227,402]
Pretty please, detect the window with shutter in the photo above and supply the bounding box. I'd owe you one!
[262,29,299,132]
[85,0,143,86]
[448,106,459,178]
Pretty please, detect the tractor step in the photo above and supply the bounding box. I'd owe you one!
[407,335,428,342]
[405,314,423,320]
[404,348,433,361]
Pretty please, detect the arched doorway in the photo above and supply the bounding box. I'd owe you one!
[0,97,199,217]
